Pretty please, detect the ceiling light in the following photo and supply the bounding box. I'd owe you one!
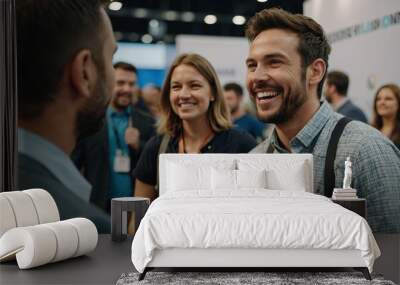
[163,11,179,21]
[108,1,122,11]
[232,15,246,25]
[182,12,195,22]
[141,34,153,44]
[149,19,159,28]
[149,20,167,39]
[133,8,148,18]
[257,0,268,2]
[204,15,217,25]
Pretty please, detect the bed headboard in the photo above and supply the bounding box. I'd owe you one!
[158,153,314,196]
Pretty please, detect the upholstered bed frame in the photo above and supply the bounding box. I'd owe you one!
[138,154,372,280]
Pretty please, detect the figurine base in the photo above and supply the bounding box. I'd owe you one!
[332,188,358,200]
[333,188,357,192]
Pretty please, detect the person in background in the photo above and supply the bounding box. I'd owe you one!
[246,8,399,233]
[141,84,162,120]
[223,82,266,142]
[134,53,256,201]
[72,62,155,213]
[324,70,368,123]
[372,84,400,149]
[17,0,114,233]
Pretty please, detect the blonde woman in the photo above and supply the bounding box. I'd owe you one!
[372,84,400,149]
[134,53,256,200]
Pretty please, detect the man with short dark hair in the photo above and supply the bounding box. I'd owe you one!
[223,82,265,141]
[17,0,116,232]
[246,8,399,233]
[72,62,155,213]
[324,70,368,123]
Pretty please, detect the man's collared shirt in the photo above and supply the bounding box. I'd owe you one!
[18,128,91,201]
[107,105,133,198]
[251,101,400,233]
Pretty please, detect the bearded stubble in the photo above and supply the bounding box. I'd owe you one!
[257,70,308,125]
[75,70,109,141]
[112,93,131,110]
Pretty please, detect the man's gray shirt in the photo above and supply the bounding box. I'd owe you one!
[251,101,400,233]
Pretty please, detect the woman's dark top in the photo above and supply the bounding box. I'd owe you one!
[133,128,257,187]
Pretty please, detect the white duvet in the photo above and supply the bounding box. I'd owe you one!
[131,190,380,273]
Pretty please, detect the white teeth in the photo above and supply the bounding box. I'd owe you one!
[179,102,195,107]
[256,91,280,99]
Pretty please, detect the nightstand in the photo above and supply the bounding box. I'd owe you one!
[331,198,366,218]
[111,197,150,242]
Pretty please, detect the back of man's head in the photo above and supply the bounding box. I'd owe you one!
[223,82,243,98]
[113,62,138,74]
[17,0,108,119]
[245,8,331,99]
[326,71,349,96]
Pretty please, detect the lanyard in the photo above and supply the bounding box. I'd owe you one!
[110,112,131,151]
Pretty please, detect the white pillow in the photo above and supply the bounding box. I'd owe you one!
[167,162,211,191]
[211,169,267,191]
[238,158,309,192]
[211,168,236,190]
[266,166,306,191]
[236,169,267,189]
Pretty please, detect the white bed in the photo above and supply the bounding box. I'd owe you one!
[131,154,380,280]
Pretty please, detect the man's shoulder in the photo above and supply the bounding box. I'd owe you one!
[341,120,385,144]
[72,126,108,159]
[76,124,107,146]
[334,120,399,161]
[132,108,155,124]
[339,100,368,122]
[18,153,68,192]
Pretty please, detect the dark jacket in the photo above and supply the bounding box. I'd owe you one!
[18,154,111,233]
[337,99,368,123]
[72,107,155,212]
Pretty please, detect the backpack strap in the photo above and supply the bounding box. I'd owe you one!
[155,134,170,193]
[158,134,170,155]
[324,117,352,197]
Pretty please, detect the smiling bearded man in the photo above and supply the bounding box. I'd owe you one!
[247,8,400,234]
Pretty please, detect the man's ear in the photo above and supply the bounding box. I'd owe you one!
[307,58,326,88]
[69,49,97,99]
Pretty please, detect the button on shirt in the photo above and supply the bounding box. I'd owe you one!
[107,106,133,198]
[251,101,400,233]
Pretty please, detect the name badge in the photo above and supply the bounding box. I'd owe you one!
[114,150,130,173]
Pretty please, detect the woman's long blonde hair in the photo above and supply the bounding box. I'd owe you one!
[157,53,232,136]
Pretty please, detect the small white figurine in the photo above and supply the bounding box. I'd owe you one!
[342,157,352,189]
